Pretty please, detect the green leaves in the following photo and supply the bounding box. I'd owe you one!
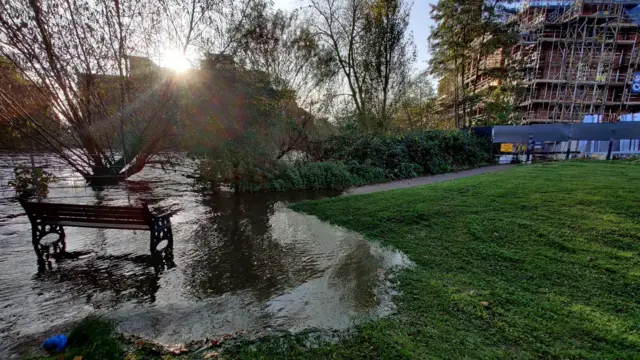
[321,129,494,177]
[8,166,56,198]
[428,0,519,127]
[205,129,493,192]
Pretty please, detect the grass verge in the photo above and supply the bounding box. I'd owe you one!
[286,161,640,359]
[25,316,122,360]
[26,161,640,359]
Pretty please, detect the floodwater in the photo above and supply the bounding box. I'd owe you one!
[0,153,412,358]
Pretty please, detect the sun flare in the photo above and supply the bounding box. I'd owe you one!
[161,50,190,73]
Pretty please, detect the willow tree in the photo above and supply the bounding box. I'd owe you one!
[0,56,56,149]
[0,0,177,184]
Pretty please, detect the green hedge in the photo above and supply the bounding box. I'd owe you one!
[236,160,391,192]
[320,130,494,177]
[232,130,494,192]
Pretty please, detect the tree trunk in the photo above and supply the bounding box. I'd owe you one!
[461,60,467,129]
[453,56,459,128]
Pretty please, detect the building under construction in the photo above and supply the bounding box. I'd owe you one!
[516,0,640,124]
[441,0,640,126]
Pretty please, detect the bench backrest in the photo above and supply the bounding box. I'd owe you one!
[20,199,151,227]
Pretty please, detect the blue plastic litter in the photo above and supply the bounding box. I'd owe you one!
[41,334,68,353]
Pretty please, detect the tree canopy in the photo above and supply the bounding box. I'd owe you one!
[0,0,447,187]
[428,0,518,128]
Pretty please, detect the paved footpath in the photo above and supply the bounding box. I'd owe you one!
[344,164,517,196]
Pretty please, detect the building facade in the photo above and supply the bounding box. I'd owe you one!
[516,0,640,124]
[437,0,640,126]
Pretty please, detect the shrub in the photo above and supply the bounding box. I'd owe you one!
[230,160,395,192]
[297,161,353,190]
[345,161,392,185]
[319,129,494,177]
[8,166,56,198]
[198,129,494,192]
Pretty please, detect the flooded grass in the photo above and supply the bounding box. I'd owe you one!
[23,161,640,359]
[1,154,411,358]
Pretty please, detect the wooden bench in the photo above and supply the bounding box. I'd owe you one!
[19,199,174,269]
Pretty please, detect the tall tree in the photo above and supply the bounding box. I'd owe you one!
[308,0,415,132]
[468,0,518,125]
[233,7,336,157]
[429,0,483,128]
[361,0,415,129]
[158,0,259,58]
[234,8,335,111]
[429,0,518,128]
[393,71,444,130]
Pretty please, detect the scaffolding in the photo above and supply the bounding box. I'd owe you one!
[461,37,507,124]
[515,0,640,124]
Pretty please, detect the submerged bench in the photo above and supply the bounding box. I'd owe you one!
[19,199,174,269]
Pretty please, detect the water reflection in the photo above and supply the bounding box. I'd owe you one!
[115,203,411,343]
[186,192,340,300]
[34,253,162,305]
[0,154,412,357]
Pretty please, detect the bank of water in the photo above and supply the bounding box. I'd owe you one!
[0,154,412,358]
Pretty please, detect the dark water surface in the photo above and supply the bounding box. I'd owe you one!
[0,154,411,357]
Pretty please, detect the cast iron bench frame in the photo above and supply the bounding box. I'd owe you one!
[19,199,173,269]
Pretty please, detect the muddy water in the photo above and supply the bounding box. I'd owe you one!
[0,154,411,357]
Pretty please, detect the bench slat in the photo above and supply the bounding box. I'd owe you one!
[42,217,147,225]
[35,209,147,220]
[33,202,145,210]
[28,204,146,214]
[23,202,149,223]
[28,212,146,220]
[48,221,150,230]
[41,213,146,220]
[34,206,145,214]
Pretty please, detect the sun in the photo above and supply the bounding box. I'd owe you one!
[161,50,190,73]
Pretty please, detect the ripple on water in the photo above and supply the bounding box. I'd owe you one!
[0,154,413,358]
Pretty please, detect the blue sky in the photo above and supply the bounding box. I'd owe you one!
[273,0,436,72]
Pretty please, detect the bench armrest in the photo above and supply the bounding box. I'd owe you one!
[157,211,174,219]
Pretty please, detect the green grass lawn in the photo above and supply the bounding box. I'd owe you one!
[30,162,640,359]
[284,161,639,359]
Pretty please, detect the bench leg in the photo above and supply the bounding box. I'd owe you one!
[150,217,174,267]
[31,226,45,270]
[32,223,66,271]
